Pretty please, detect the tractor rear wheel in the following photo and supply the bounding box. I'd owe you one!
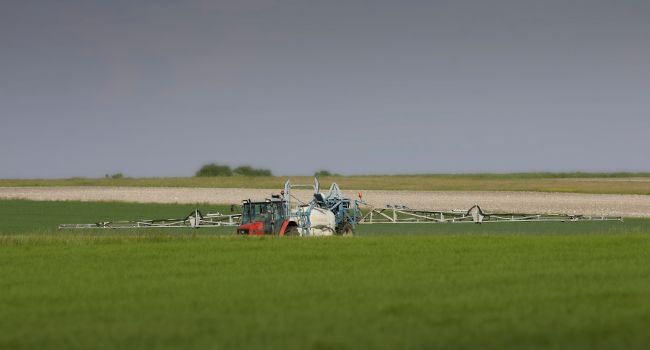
[284,225,300,237]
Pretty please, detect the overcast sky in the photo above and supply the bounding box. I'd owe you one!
[1,0,649,178]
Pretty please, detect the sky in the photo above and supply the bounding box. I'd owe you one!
[1,0,649,178]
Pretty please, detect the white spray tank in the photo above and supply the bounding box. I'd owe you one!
[284,178,337,236]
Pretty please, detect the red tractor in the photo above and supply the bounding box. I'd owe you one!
[236,196,301,236]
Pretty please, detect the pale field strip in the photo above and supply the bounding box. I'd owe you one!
[1,186,649,217]
[557,177,650,182]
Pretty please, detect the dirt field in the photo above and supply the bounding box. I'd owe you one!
[2,186,649,217]
[3,176,650,195]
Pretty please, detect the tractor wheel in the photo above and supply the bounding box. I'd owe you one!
[284,225,300,237]
[339,223,354,236]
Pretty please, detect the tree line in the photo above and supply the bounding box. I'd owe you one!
[195,163,272,177]
[195,163,340,177]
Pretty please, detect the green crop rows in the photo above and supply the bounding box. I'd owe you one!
[1,200,650,350]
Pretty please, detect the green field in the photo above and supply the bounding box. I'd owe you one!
[1,200,650,349]
[2,172,650,194]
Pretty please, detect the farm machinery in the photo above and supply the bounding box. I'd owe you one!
[58,178,622,234]
[237,178,361,236]
[59,178,364,236]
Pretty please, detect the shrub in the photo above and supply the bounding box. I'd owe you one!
[110,173,124,179]
[195,163,233,177]
[234,166,273,176]
[314,170,339,177]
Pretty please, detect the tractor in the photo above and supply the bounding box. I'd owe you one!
[236,179,360,237]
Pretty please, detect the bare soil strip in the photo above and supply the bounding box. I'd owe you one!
[1,186,649,217]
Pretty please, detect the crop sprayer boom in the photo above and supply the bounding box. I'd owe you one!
[58,178,623,232]
[359,205,622,224]
[59,210,241,229]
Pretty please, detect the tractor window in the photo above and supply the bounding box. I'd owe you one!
[251,204,259,220]
[241,202,284,225]
[252,203,270,222]
[241,203,264,224]
[272,202,286,223]
[241,204,252,224]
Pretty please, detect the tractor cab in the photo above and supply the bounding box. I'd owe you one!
[237,196,288,235]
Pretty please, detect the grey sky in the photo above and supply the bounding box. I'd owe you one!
[1,0,649,178]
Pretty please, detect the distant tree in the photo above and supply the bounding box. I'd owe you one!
[110,173,124,179]
[195,163,233,177]
[314,170,339,177]
[234,166,273,176]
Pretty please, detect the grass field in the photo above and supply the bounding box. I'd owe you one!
[1,200,650,349]
[2,172,650,194]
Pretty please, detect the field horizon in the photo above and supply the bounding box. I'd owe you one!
[2,172,650,195]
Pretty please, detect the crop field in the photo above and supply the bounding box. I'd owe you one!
[1,200,650,349]
[2,172,650,194]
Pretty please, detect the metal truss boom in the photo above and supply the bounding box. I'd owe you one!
[59,210,241,229]
[358,205,623,224]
